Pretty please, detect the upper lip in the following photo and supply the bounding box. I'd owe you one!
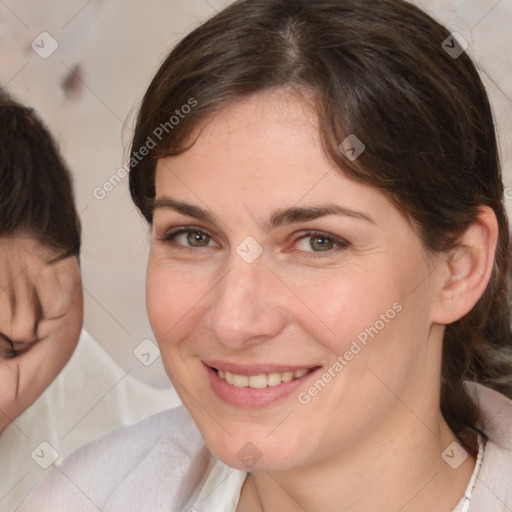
[203,360,319,376]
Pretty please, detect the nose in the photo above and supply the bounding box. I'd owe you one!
[206,257,287,349]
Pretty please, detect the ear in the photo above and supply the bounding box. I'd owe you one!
[431,206,499,325]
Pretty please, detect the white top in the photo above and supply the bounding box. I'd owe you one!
[0,330,180,512]
[19,381,512,511]
[451,434,485,512]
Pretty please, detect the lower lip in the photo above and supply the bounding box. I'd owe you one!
[205,364,319,408]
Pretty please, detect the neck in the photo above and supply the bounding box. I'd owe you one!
[241,407,475,512]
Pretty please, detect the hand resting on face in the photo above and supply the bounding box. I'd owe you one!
[0,235,83,433]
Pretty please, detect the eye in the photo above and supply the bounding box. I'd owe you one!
[160,227,217,248]
[294,231,349,253]
[181,231,212,247]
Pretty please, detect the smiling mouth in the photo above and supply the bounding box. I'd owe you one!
[215,368,313,388]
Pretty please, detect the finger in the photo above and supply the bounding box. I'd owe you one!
[9,264,40,347]
[0,237,40,350]
[35,255,82,323]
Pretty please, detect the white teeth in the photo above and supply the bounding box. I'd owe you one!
[248,374,267,389]
[281,371,294,382]
[218,369,311,388]
[232,374,248,387]
[266,373,282,387]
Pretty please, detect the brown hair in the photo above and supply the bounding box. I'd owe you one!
[129,0,512,454]
[0,92,81,259]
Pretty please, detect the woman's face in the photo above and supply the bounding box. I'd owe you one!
[147,90,446,471]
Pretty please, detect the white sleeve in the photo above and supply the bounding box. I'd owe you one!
[19,406,208,512]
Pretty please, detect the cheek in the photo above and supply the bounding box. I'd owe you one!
[305,264,433,396]
[146,262,211,346]
[287,265,403,356]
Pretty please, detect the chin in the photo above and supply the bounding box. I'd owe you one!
[213,448,295,472]
[202,428,305,473]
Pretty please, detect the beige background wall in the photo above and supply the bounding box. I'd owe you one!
[0,0,510,388]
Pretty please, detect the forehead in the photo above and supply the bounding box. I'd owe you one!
[153,90,393,225]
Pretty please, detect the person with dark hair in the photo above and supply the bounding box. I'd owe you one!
[0,91,84,511]
[21,0,512,510]
[0,93,178,511]
[0,91,83,432]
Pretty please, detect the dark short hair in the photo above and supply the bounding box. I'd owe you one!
[0,91,81,259]
[129,0,512,455]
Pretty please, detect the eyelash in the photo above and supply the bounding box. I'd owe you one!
[293,230,350,256]
[160,226,216,246]
[159,226,350,256]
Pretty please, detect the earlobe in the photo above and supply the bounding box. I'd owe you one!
[432,206,498,325]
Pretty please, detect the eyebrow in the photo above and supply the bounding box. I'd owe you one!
[152,197,219,225]
[153,196,374,230]
[266,204,375,230]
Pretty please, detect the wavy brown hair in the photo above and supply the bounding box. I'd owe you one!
[129,0,512,455]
